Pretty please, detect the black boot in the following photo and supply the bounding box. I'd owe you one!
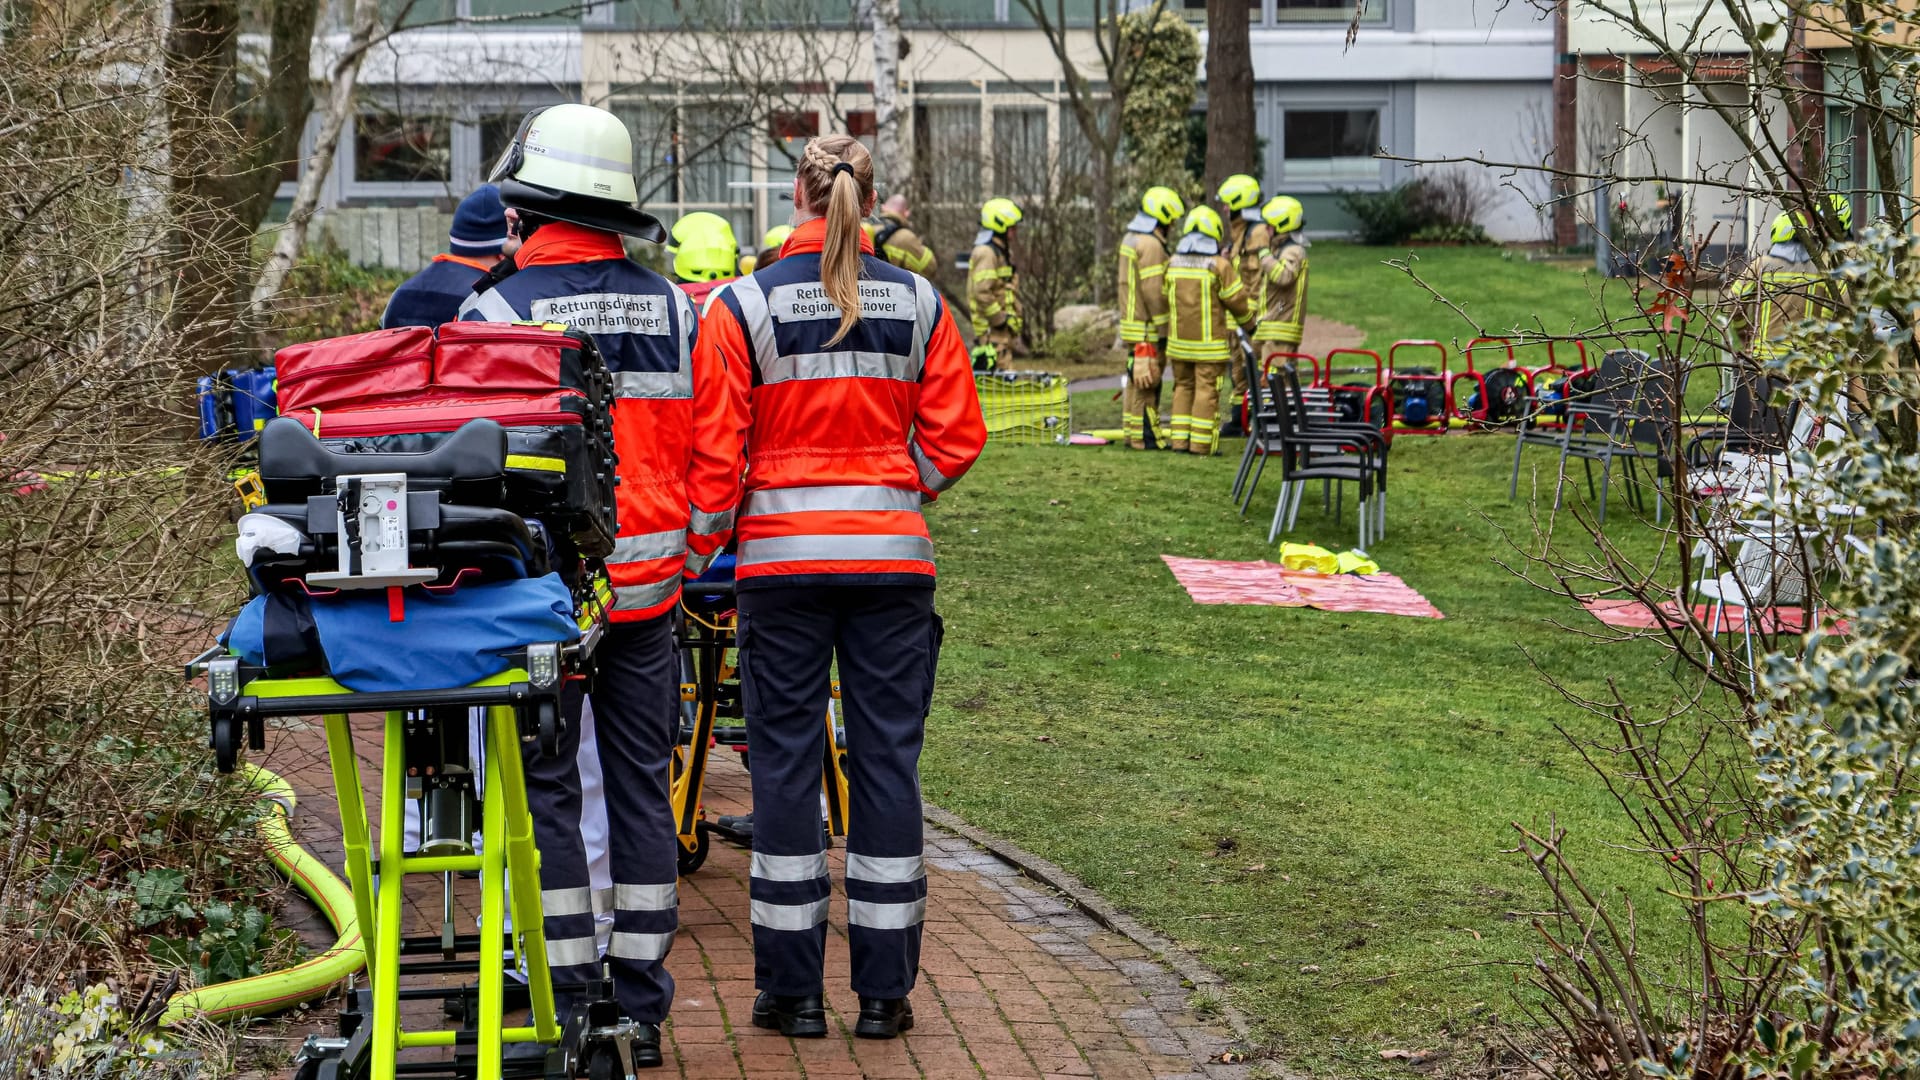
[1218,418,1247,439]
[626,1022,664,1069]
[854,996,915,1039]
[751,991,828,1038]
[502,991,575,1063]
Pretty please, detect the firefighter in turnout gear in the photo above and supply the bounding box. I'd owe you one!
[757,224,795,273]
[969,197,1024,370]
[1729,195,1847,361]
[668,210,741,312]
[1252,195,1309,377]
[694,135,987,1042]
[1165,206,1257,454]
[1117,186,1184,449]
[871,194,936,275]
[459,103,736,1067]
[1216,174,1271,437]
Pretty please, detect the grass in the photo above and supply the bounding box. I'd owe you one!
[922,244,1716,1076]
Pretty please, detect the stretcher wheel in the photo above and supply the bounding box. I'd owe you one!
[586,1047,620,1080]
[536,699,560,759]
[677,823,711,875]
[212,717,238,774]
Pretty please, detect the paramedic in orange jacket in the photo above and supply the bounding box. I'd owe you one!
[460,103,739,1065]
[691,134,986,1042]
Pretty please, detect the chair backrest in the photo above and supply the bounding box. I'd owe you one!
[1727,371,1795,447]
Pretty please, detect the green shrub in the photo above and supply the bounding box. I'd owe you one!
[1336,182,1431,245]
[262,239,410,351]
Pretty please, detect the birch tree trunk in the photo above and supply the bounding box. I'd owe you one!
[248,0,382,315]
[869,0,907,195]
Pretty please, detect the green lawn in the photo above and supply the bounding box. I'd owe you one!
[1309,242,1612,360]
[925,245,1713,1076]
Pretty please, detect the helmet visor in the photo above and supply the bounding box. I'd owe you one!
[486,108,543,185]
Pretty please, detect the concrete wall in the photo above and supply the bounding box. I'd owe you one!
[1407,81,1555,243]
[1567,0,1785,55]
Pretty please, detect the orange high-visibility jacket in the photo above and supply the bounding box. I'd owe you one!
[461,222,737,621]
[691,217,986,585]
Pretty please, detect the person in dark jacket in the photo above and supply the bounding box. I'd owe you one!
[381,184,518,328]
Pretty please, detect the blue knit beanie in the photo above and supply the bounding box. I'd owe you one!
[449,184,509,256]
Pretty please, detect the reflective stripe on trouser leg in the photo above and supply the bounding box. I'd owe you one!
[737,588,838,996]
[1191,363,1225,455]
[1229,334,1249,393]
[1170,361,1196,447]
[590,616,681,1023]
[520,681,603,998]
[835,587,939,999]
[576,697,611,951]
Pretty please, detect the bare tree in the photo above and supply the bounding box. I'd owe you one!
[249,0,382,316]
[868,0,908,193]
[1202,0,1255,193]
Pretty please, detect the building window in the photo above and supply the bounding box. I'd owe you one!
[914,102,981,204]
[992,106,1048,198]
[1274,0,1385,22]
[1282,108,1379,183]
[684,105,750,205]
[768,110,821,174]
[355,112,452,183]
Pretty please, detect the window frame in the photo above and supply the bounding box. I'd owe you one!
[1255,81,1409,194]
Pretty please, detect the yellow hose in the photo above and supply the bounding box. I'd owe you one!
[159,764,365,1025]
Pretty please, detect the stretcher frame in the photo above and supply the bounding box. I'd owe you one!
[669,580,849,874]
[189,601,634,1080]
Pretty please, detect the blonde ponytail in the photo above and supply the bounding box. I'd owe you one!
[797,136,876,346]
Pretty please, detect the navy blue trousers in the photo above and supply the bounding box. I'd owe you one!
[523,615,678,1022]
[738,584,942,999]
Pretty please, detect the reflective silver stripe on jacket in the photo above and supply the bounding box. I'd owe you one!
[750,897,831,932]
[609,529,687,565]
[607,288,695,399]
[689,506,735,534]
[760,351,921,384]
[751,851,829,882]
[847,897,928,930]
[727,272,940,386]
[726,275,780,374]
[684,549,717,575]
[738,534,935,566]
[845,853,925,884]
[612,576,681,612]
[459,288,521,323]
[909,443,957,493]
[744,486,923,517]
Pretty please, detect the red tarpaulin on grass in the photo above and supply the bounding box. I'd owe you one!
[1161,555,1443,619]
[1581,597,1847,635]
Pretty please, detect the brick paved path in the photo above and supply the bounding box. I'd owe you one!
[257,717,1250,1080]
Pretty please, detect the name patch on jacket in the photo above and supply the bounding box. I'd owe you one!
[769,281,915,323]
[531,293,670,336]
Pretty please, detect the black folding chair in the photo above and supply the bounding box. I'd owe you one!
[1554,348,1684,525]
[1265,368,1387,549]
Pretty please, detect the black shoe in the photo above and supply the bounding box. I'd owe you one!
[1218,420,1247,439]
[714,812,754,843]
[854,996,914,1039]
[626,1022,664,1069]
[751,992,828,1038]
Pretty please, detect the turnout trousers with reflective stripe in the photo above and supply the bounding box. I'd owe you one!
[738,584,943,999]
[525,615,679,1022]
[1170,361,1225,454]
